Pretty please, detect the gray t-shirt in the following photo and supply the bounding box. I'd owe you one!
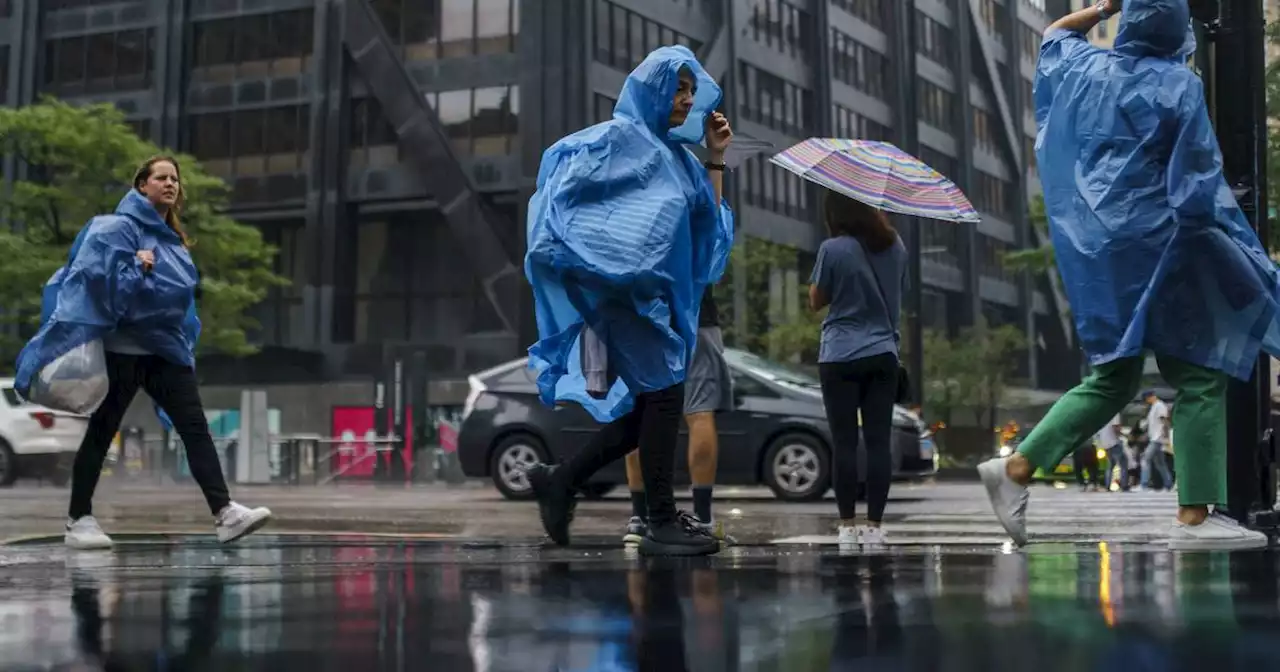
[809,234,907,364]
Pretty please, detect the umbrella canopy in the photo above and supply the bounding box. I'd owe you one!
[769,138,980,223]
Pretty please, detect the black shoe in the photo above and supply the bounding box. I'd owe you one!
[638,511,719,557]
[527,463,576,546]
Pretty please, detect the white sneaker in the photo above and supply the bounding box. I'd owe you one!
[1167,511,1268,550]
[837,525,858,545]
[978,458,1030,546]
[65,516,113,550]
[858,526,887,547]
[215,502,272,543]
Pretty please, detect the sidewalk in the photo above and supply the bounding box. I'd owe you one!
[0,481,1180,546]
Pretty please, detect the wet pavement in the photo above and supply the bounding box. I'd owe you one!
[3,534,1280,671]
[0,482,1186,545]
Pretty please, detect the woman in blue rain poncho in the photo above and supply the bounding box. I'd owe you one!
[979,0,1280,550]
[15,156,272,550]
[522,46,735,556]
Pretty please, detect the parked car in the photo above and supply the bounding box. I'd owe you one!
[457,349,937,501]
[0,378,87,486]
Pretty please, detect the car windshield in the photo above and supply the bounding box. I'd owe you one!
[1,388,25,407]
[723,349,821,389]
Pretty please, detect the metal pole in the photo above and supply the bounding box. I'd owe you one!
[1208,0,1277,526]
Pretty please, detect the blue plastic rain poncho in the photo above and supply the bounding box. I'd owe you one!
[525,46,735,421]
[15,190,202,399]
[1036,0,1280,380]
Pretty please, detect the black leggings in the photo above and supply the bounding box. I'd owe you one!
[68,353,231,519]
[819,354,898,522]
[554,383,684,525]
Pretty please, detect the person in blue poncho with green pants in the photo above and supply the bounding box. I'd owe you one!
[523,46,735,556]
[15,156,272,550]
[979,0,1280,550]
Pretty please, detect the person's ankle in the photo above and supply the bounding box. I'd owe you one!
[1005,454,1033,486]
[1176,506,1209,526]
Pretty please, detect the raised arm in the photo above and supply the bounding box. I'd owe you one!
[1046,0,1118,35]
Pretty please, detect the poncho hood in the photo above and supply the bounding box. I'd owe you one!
[1113,0,1196,60]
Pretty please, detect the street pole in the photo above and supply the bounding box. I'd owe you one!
[1203,0,1278,526]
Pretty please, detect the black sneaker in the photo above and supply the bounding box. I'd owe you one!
[638,511,719,557]
[527,463,576,546]
[622,516,647,546]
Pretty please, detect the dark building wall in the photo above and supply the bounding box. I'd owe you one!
[3,0,1077,434]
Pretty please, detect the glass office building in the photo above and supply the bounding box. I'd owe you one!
[0,0,1079,406]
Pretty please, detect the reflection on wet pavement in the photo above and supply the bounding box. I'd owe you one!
[2,536,1279,670]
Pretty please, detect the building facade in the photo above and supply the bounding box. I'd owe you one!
[0,0,1078,425]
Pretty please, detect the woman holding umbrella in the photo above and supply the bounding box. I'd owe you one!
[808,191,906,546]
[775,138,979,547]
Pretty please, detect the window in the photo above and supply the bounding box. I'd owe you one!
[1024,136,1038,175]
[978,0,1010,45]
[915,11,953,65]
[973,170,1014,220]
[441,0,476,57]
[748,0,816,62]
[740,157,811,220]
[594,0,700,71]
[126,118,152,141]
[251,220,307,346]
[190,10,313,82]
[0,46,8,103]
[738,63,813,137]
[978,236,1014,282]
[185,105,310,202]
[916,78,956,133]
[594,94,617,124]
[973,106,998,153]
[830,29,890,101]
[831,0,885,29]
[1020,23,1041,63]
[917,145,957,183]
[921,220,962,269]
[832,104,890,141]
[348,86,520,165]
[1021,77,1034,117]
[42,29,156,94]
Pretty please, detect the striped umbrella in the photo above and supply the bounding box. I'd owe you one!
[769,138,979,223]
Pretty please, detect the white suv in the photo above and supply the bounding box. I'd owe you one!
[0,378,88,486]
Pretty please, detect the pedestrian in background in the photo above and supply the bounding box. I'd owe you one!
[1140,390,1174,491]
[808,190,907,546]
[1098,414,1128,492]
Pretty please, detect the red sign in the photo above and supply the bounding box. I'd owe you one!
[437,420,458,454]
[330,406,415,480]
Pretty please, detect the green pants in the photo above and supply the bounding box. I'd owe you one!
[1017,355,1226,506]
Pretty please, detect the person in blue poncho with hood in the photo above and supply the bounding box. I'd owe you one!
[978,0,1280,550]
[523,46,735,556]
[15,156,272,550]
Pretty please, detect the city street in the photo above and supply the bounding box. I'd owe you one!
[6,481,1280,670]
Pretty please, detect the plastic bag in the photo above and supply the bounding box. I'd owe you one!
[26,339,109,415]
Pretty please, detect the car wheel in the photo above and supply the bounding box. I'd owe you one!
[0,440,16,487]
[763,433,830,502]
[579,483,617,500]
[488,433,549,500]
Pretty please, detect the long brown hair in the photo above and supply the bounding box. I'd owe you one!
[132,155,191,247]
[824,190,896,253]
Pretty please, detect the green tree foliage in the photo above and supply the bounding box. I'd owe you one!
[999,193,1053,275]
[713,236,824,361]
[921,319,1027,432]
[0,99,286,371]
